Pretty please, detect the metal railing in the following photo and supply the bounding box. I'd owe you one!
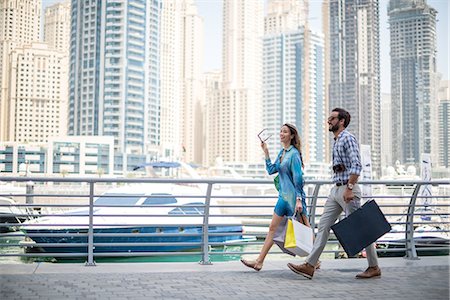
[0,177,449,266]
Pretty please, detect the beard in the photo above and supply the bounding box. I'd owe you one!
[329,123,339,132]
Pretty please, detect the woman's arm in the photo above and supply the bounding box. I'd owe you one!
[265,156,279,175]
[263,142,279,175]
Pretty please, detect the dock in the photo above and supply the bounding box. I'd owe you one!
[1,256,449,299]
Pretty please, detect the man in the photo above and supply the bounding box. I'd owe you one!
[287,107,381,279]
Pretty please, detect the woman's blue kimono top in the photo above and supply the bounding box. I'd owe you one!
[265,145,307,215]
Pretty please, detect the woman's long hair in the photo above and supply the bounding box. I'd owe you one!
[283,123,304,168]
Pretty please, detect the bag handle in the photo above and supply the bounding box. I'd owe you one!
[291,211,306,225]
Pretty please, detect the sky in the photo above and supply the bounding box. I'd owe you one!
[196,0,449,94]
[43,0,449,94]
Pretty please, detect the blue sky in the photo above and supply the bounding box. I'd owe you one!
[43,0,449,93]
[196,0,449,93]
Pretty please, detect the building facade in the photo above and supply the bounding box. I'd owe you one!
[44,0,71,53]
[388,0,438,166]
[328,0,381,176]
[205,0,263,166]
[68,0,161,165]
[264,0,308,34]
[159,0,204,163]
[438,80,449,168]
[380,93,393,168]
[262,28,325,164]
[0,0,41,141]
[7,42,68,143]
[0,136,114,176]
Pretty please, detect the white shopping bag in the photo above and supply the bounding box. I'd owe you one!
[284,216,314,257]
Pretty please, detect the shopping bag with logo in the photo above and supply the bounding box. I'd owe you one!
[273,216,296,256]
[284,214,314,257]
[331,200,391,257]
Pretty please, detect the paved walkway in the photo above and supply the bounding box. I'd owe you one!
[1,256,449,299]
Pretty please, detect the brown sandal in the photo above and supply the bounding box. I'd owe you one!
[240,258,263,271]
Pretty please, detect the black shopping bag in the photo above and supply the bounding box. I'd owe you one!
[273,216,296,256]
[331,200,391,257]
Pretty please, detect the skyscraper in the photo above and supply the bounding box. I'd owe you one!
[7,42,68,143]
[159,0,203,163]
[328,0,381,176]
[262,28,325,164]
[68,0,161,168]
[388,0,438,166]
[44,1,71,53]
[438,80,449,168]
[0,0,41,141]
[264,0,308,34]
[205,0,263,165]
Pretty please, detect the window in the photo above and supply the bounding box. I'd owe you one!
[142,193,177,205]
[94,194,142,206]
[169,203,204,215]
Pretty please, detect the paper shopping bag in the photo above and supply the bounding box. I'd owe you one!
[331,200,391,257]
[284,217,314,257]
[273,216,296,256]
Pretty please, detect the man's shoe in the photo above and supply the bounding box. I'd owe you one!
[287,262,315,279]
[355,266,381,279]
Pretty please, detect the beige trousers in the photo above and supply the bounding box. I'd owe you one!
[306,184,379,267]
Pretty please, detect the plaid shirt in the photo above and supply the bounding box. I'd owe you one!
[332,129,362,183]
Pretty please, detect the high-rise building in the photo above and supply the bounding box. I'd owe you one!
[0,0,41,141]
[204,71,222,166]
[205,0,263,166]
[44,1,71,53]
[328,0,381,176]
[438,80,449,168]
[159,0,204,163]
[6,42,68,143]
[262,28,325,164]
[380,93,392,168]
[264,0,308,34]
[68,0,161,166]
[322,0,331,164]
[388,0,438,166]
[0,0,40,43]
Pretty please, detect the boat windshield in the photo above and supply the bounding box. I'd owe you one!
[169,202,205,215]
[95,194,143,206]
[142,193,177,205]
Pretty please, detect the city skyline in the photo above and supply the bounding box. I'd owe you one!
[42,0,449,93]
[2,0,445,177]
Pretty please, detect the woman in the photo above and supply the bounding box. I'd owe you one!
[240,123,312,271]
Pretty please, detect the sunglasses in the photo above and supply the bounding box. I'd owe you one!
[257,129,272,143]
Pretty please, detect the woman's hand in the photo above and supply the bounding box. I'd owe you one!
[260,142,269,157]
[295,198,303,214]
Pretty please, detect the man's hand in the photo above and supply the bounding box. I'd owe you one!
[343,188,354,203]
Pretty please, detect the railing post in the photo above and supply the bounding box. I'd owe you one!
[199,182,213,265]
[309,184,321,230]
[405,183,420,260]
[85,181,96,266]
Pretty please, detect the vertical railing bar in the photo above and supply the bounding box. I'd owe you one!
[85,180,96,266]
[199,182,213,265]
[405,183,421,260]
[309,183,321,230]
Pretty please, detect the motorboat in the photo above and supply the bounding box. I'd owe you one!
[376,207,450,257]
[0,196,30,233]
[20,183,249,254]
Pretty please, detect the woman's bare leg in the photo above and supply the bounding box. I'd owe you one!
[254,213,285,267]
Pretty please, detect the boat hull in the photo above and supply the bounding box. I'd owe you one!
[376,237,450,257]
[22,225,244,254]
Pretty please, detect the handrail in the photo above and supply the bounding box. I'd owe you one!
[0,177,449,265]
